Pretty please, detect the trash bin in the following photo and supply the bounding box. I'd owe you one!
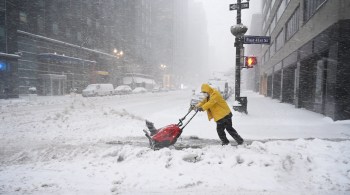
[28,87,37,101]
[232,96,248,114]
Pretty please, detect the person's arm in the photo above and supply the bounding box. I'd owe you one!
[201,93,218,110]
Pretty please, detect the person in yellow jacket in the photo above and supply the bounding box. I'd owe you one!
[194,83,244,145]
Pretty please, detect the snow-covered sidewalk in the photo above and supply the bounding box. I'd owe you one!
[0,91,349,194]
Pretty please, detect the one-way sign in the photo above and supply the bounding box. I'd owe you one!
[229,2,249,11]
[243,35,271,44]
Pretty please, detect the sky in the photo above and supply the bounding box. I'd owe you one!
[195,0,262,72]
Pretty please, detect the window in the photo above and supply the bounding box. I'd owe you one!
[262,55,265,65]
[87,18,92,27]
[304,0,327,21]
[0,11,5,53]
[270,15,276,32]
[270,41,275,58]
[276,29,284,51]
[286,7,299,40]
[262,0,266,13]
[0,26,4,53]
[262,20,266,31]
[77,32,82,41]
[37,17,44,32]
[37,0,44,7]
[271,0,276,8]
[0,0,5,9]
[266,9,270,27]
[20,11,27,23]
[276,0,286,22]
[315,59,325,103]
[65,28,71,38]
[264,50,270,63]
[52,22,59,35]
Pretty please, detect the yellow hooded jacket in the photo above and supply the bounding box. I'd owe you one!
[197,83,231,122]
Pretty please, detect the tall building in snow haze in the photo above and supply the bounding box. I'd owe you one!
[254,0,350,120]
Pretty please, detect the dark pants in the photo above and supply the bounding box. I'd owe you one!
[216,113,243,144]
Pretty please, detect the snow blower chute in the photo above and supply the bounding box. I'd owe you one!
[143,109,198,149]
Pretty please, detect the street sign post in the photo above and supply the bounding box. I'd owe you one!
[243,35,271,44]
[229,2,249,11]
[230,0,250,114]
[240,47,244,67]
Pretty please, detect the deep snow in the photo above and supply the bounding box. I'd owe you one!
[0,90,350,194]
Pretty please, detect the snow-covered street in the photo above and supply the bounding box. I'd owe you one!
[1,90,350,194]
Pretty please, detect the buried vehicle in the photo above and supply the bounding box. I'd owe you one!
[143,109,198,150]
[114,85,132,95]
[82,84,114,97]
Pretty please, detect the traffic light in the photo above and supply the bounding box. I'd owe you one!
[245,56,257,68]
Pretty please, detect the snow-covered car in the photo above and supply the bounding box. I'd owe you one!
[151,87,168,93]
[208,80,230,99]
[114,85,132,95]
[82,84,114,97]
[151,87,160,93]
[132,87,147,94]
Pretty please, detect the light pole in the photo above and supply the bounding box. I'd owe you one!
[113,48,125,85]
[160,64,167,88]
[230,0,249,114]
[113,48,124,59]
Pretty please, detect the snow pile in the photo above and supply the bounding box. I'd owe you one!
[1,139,349,194]
[1,90,350,194]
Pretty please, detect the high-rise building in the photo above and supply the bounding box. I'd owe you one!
[15,0,126,95]
[256,0,350,120]
[0,0,205,97]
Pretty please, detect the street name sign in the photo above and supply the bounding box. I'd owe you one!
[243,35,271,44]
[229,2,249,11]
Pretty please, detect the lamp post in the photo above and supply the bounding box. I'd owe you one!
[160,64,167,88]
[230,0,249,114]
[113,48,125,85]
[160,64,167,70]
[113,48,124,59]
[231,23,247,100]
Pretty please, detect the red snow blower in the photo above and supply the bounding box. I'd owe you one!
[143,109,198,149]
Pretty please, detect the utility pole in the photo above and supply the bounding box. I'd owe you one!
[230,0,249,114]
[235,0,242,100]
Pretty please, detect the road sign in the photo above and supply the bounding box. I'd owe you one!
[229,2,249,11]
[243,35,271,44]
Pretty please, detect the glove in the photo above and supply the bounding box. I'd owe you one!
[189,105,196,111]
[196,107,204,112]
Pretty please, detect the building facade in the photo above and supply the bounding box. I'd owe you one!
[257,0,350,120]
[15,0,128,95]
[0,0,195,97]
[242,13,262,92]
[0,0,20,98]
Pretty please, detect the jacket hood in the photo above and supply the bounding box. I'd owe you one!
[201,83,213,93]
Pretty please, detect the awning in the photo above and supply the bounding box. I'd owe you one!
[95,71,109,76]
[0,52,21,59]
[123,76,155,85]
[37,53,96,66]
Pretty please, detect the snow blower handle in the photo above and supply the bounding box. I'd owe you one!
[178,109,198,129]
[180,108,193,121]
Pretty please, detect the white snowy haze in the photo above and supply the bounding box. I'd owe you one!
[193,0,262,74]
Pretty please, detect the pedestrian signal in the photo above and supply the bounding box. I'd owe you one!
[245,56,257,68]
